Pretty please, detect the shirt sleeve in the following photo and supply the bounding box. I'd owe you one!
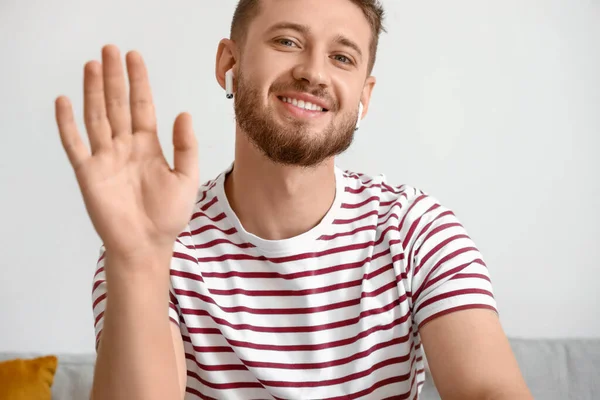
[91,245,181,351]
[402,191,498,330]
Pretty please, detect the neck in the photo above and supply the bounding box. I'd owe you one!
[224,129,337,241]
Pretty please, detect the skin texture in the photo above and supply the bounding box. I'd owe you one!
[234,65,358,167]
[228,0,376,168]
[215,0,375,242]
[55,47,194,399]
[420,309,532,399]
[55,0,532,398]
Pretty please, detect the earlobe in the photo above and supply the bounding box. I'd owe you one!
[215,38,237,97]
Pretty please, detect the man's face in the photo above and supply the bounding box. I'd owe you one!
[233,0,374,167]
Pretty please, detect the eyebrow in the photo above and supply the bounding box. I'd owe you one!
[265,22,364,62]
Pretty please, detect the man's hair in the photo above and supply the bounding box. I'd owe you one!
[230,0,386,74]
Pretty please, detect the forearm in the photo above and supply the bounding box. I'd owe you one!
[91,250,180,400]
[485,389,533,400]
[441,387,533,400]
[442,378,533,400]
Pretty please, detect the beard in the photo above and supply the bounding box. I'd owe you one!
[234,70,358,167]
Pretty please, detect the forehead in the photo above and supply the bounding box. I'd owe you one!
[249,0,372,48]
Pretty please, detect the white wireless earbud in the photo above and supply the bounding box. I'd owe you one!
[355,102,364,131]
[225,69,234,99]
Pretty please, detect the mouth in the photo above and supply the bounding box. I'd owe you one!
[277,96,329,113]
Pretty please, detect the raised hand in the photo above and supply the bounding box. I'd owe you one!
[55,45,199,262]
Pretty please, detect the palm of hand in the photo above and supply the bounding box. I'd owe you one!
[55,45,199,259]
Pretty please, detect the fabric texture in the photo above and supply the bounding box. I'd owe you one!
[2,340,600,400]
[92,164,497,399]
[0,355,57,400]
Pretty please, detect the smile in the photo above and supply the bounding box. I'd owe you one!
[277,96,328,112]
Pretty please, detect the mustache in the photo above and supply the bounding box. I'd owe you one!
[269,80,338,111]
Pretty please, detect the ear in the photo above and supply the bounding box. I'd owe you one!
[216,38,238,91]
[359,75,377,119]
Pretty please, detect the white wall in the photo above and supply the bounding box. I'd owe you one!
[0,0,598,354]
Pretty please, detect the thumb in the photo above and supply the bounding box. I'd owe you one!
[172,112,199,180]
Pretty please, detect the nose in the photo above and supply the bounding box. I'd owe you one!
[292,52,330,88]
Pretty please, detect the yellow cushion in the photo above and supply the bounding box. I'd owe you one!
[0,355,58,400]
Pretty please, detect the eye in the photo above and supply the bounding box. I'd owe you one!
[332,54,353,65]
[276,38,299,48]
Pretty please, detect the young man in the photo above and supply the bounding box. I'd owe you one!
[55,0,532,399]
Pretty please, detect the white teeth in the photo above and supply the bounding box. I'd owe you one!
[282,97,324,112]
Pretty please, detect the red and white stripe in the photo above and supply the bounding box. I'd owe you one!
[92,165,496,399]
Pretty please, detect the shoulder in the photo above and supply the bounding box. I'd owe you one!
[174,172,227,249]
[340,168,464,247]
[194,174,222,206]
[340,167,446,218]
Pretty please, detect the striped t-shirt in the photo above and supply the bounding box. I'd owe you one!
[92,164,497,399]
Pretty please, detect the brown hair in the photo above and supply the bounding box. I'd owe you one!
[230,0,386,74]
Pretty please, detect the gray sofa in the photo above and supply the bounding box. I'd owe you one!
[2,338,599,399]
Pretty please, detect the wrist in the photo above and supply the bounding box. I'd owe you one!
[104,246,173,285]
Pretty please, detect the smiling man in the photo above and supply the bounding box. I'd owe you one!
[55,0,533,399]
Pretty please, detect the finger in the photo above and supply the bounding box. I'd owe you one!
[55,96,90,169]
[83,61,113,153]
[102,45,132,138]
[126,51,157,134]
[172,112,198,180]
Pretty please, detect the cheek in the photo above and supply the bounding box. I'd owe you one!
[330,75,363,107]
[238,68,268,97]
[244,47,284,75]
[240,63,275,92]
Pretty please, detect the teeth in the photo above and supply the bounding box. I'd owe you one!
[282,97,324,112]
